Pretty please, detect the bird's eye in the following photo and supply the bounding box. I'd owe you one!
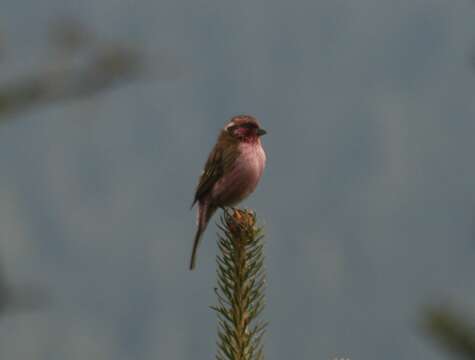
[227,125,238,134]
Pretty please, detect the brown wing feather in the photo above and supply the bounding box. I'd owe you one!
[191,146,222,207]
[191,132,239,207]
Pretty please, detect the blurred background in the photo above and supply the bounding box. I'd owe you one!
[1,0,475,359]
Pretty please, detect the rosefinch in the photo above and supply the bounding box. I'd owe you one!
[190,115,266,270]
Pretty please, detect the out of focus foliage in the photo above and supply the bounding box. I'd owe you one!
[0,19,144,122]
[423,306,475,360]
[0,19,146,319]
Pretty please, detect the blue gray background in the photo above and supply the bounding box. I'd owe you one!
[1,0,475,359]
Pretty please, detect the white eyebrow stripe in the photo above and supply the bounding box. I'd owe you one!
[224,121,236,130]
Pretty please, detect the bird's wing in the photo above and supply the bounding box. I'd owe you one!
[192,141,237,207]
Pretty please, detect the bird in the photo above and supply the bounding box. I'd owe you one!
[190,115,267,270]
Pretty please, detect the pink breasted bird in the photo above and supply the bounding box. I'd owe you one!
[190,115,267,270]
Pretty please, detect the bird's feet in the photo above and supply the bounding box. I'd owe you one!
[221,207,256,230]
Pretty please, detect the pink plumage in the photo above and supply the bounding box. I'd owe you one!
[212,142,266,205]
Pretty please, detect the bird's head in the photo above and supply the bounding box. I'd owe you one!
[224,115,267,143]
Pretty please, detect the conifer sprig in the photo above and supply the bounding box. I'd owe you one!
[213,208,267,360]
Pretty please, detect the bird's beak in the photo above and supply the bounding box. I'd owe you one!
[257,128,267,136]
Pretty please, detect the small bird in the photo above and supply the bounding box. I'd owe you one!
[190,115,267,270]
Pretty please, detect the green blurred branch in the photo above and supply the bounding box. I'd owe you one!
[0,24,144,122]
[423,306,475,359]
[0,257,49,316]
[213,208,267,360]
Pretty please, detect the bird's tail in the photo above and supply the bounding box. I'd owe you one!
[189,203,216,270]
